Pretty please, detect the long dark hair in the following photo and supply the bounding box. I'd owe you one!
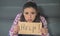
[20,1,41,22]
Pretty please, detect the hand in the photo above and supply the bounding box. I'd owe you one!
[41,28,48,35]
[13,25,19,34]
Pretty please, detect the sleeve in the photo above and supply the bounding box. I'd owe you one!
[40,16,47,28]
[9,13,22,36]
[40,16,50,36]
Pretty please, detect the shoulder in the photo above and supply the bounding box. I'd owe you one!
[40,16,47,24]
[15,13,22,19]
[16,13,22,17]
[40,16,46,21]
[13,13,22,24]
[40,16,47,28]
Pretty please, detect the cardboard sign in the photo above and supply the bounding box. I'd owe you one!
[18,21,42,35]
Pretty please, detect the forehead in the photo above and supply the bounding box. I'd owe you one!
[24,7,36,12]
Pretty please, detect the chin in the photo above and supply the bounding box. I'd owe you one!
[27,21,33,22]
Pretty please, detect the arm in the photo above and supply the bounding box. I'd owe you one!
[9,13,22,36]
[40,16,49,36]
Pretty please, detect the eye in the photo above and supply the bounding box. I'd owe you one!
[25,12,29,15]
[31,12,35,14]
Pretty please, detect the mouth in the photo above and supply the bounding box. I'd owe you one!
[28,19,32,21]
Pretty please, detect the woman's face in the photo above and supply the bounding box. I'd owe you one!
[23,7,37,22]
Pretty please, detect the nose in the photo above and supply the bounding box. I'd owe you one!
[29,14,31,18]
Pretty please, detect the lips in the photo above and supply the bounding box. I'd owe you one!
[28,19,32,21]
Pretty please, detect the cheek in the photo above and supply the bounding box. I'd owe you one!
[25,15,29,19]
[31,14,36,20]
[24,15,29,20]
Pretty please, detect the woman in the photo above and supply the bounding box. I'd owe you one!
[9,1,49,36]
